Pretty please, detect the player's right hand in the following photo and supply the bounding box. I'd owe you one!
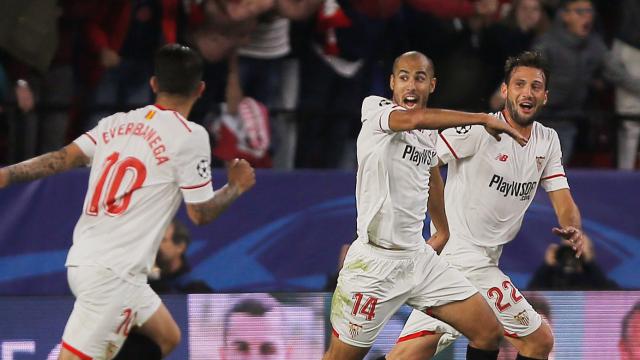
[227,158,256,195]
[483,115,528,146]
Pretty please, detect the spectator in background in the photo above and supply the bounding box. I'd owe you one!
[620,302,640,360]
[534,0,640,165]
[295,0,389,169]
[401,0,504,112]
[149,219,212,294]
[237,0,322,169]
[221,294,291,359]
[486,0,550,110]
[527,237,618,290]
[211,54,272,167]
[86,0,179,129]
[614,0,640,170]
[5,78,38,163]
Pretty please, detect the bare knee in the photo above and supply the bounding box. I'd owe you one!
[469,319,502,350]
[520,324,554,357]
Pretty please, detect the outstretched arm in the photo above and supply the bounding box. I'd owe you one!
[186,158,256,225]
[548,188,585,258]
[426,166,449,254]
[388,108,528,146]
[0,143,90,188]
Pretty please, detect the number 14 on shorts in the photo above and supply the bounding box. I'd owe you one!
[352,293,378,321]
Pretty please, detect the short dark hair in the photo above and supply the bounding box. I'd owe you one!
[223,296,281,343]
[504,51,550,87]
[559,0,592,9]
[621,301,640,343]
[154,44,203,96]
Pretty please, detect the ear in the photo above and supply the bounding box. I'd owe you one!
[543,90,548,105]
[150,76,159,94]
[500,82,508,99]
[197,81,206,98]
[389,74,394,92]
[430,77,437,94]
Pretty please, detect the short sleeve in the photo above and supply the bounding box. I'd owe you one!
[361,96,405,133]
[175,126,215,203]
[436,125,485,164]
[73,128,99,160]
[541,131,569,192]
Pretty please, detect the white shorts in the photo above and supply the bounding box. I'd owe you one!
[330,239,477,347]
[61,265,161,360]
[399,239,542,352]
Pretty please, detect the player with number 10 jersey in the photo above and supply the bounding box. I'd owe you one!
[68,104,213,283]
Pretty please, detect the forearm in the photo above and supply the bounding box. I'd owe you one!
[188,184,242,225]
[428,180,449,236]
[391,108,487,131]
[556,202,581,230]
[0,146,86,188]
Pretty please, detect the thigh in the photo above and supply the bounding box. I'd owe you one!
[135,302,180,355]
[408,248,478,310]
[62,268,141,359]
[468,266,542,338]
[330,243,413,348]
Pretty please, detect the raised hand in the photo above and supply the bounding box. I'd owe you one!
[484,115,528,146]
[227,158,256,195]
[552,226,585,258]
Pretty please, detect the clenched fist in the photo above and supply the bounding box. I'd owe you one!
[227,158,256,195]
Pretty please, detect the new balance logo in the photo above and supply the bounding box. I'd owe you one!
[496,153,509,162]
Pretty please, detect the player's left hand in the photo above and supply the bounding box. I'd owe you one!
[426,231,449,255]
[552,226,585,258]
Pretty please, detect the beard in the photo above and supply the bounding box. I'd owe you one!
[506,97,539,126]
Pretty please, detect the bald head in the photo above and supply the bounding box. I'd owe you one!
[392,51,434,78]
[389,51,437,109]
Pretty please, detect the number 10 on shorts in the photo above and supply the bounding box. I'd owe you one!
[352,293,378,321]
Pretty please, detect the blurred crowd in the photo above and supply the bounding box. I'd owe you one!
[1,0,639,170]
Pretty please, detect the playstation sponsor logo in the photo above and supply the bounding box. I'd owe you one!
[402,144,437,167]
[488,174,537,201]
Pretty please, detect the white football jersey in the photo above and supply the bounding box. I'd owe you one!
[436,111,568,247]
[66,105,214,282]
[356,96,439,250]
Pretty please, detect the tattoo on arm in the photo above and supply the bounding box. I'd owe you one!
[5,148,86,186]
[189,184,241,225]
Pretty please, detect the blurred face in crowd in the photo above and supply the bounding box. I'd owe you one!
[620,311,640,360]
[516,0,542,32]
[156,223,184,271]
[501,66,548,127]
[561,0,594,38]
[222,311,289,360]
[390,52,436,110]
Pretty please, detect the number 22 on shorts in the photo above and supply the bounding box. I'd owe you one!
[352,293,378,321]
[487,280,523,312]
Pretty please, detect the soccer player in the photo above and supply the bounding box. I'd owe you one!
[323,51,529,360]
[387,51,586,360]
[0,44,256,360]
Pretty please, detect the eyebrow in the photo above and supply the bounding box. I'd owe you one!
[398,70,427,75]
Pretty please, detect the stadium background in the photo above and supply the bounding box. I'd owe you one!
[1,0,640,359]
